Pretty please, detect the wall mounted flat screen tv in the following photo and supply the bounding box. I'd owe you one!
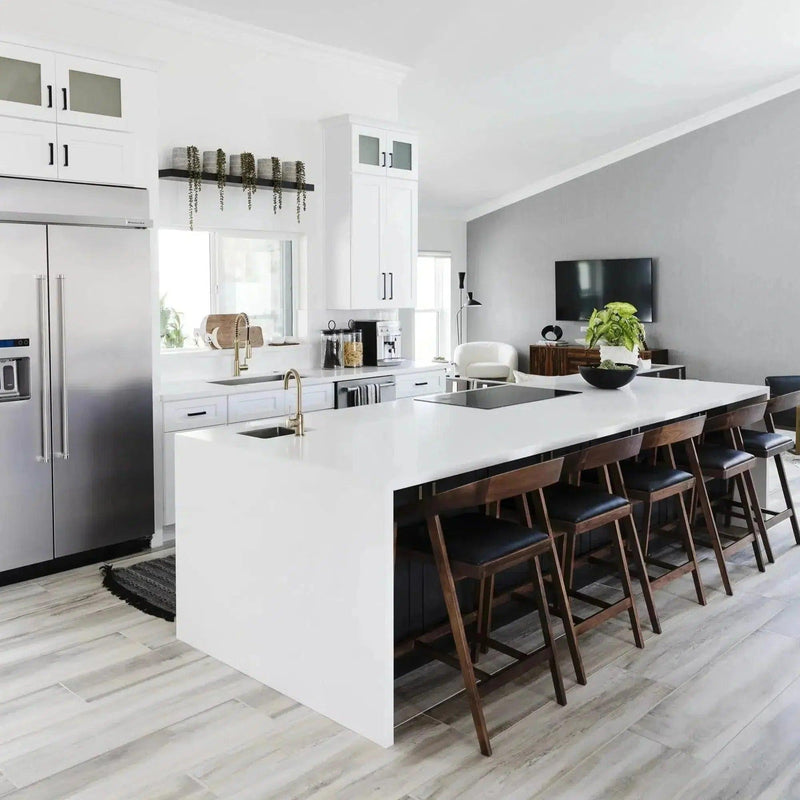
[555,258,654,322]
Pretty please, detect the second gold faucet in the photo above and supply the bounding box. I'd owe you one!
[284,368,304,436]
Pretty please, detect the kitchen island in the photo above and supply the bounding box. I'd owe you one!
[174,374,767,748]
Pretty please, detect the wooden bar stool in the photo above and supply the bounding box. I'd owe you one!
[544,432,659,647]
[621,416,707,606]
[679,402,769,592]
[736,389,800,548]
[395,457,585,757]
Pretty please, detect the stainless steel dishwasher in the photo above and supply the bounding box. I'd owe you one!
[335,375,396,408]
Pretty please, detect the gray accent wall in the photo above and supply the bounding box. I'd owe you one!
[467,89,800,383]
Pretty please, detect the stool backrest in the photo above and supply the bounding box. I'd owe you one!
[765,377,800,429]
[562,432,644,475]
[421,457,564,518]
[640,416,706,450]
[704,401,768,434]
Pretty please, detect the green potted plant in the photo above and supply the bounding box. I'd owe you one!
[585,301,645,366]
[160,295,186,349]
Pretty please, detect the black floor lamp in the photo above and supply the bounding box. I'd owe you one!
[456,271,482,345]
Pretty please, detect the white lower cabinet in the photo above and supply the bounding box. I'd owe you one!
[288,382,334,413]
[228,388,286,424]
[396,369,446,399]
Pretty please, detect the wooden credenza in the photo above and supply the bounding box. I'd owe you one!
[529,345,669,376]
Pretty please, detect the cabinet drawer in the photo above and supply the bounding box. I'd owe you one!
[228,389,286,424]
[163,396,227,431]
[288,383,334,413]
[396,370,445,399]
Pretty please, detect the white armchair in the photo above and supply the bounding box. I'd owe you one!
[453,342,518,381]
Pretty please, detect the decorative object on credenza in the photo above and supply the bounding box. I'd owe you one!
[186,145,201,230]
[215,148,226,210]
[456,272,483,345]
[540,324,563,342]
[579,361,638,390]
[585,301,645,367]
[240,153,257,210]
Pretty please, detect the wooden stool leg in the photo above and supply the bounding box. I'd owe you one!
[611,521,644,649]
[723,479,733,529]
[530,555,566,706]
[775,452,800,545]
[641,500,653,555]
[428,519,491,756]
[742,469,774,564]
[734,474,766,572]
[677,489,707,606]
[547,539,586,685]
[480,575,494,655]
[695,475,734,595]
[471,579,485,663]
[563,530,577,591]
[623,513,661,634]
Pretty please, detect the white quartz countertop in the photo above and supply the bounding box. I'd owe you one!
[160,362,446,402]
[179,374,767,490]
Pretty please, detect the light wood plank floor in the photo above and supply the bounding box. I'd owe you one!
[2,459,800,799]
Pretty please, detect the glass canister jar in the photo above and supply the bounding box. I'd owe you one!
[321,320,342,369]
[342,322,363,368]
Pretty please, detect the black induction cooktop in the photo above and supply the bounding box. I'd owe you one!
[415,384,580,409]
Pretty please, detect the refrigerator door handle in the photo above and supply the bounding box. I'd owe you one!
[36,275,50,464]
[55,274,69,460]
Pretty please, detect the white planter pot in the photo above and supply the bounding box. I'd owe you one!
[599,344,639,366]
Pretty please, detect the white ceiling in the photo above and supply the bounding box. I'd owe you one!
[168,0,800,218]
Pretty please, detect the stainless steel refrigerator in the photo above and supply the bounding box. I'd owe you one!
[0,178,154,572]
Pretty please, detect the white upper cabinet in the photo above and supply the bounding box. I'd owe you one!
[0,44,57,123]
[351,123,418,180]
[324,116,419,310]
[0,42,148,185]
[55,55,133,132]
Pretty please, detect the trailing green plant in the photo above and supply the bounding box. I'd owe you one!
[186,145,201,230]
[271,156,282,214]
[295,160,306,223]
[216,148,226,210]
[241,152,256,209]
[160,295,186,349]
[585,302,645,351]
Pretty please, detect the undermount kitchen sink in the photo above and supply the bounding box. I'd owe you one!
[210,373,304,386]
[238,426,295,440]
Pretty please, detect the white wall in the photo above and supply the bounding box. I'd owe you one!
[2,0,403,380]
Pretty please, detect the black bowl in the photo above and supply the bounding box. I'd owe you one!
[579,364,638,389]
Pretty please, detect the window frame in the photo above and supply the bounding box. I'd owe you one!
[158,226,302,352]
[414,251,452,361]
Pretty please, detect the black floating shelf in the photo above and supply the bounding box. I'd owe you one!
[158,168,314,192]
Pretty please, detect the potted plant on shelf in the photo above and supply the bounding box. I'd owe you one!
[585,301,644,366]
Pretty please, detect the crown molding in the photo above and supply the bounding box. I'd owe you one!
[466,72,800,222]
[73,0,411,85]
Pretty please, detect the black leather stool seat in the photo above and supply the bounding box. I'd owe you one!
[621,462,693,493]
[397,513,548,566]
[545,483,628,524]
[741,429,794,458]
[677,444,754,471]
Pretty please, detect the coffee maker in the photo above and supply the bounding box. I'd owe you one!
[353,320,403,366]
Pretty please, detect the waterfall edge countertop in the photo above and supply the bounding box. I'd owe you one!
[174,375,767,752]
[160,362,445,402]
[178,374,768,490]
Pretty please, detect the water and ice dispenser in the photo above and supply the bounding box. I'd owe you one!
[0,339,31,402]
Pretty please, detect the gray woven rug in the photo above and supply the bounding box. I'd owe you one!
[101,555,176,621]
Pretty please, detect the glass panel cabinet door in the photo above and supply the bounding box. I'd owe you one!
[0,44,56,122]
[388,134,418,179]
[55,55,131,131]
[351,125,389,176]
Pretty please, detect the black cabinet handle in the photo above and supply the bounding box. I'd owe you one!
[381,151,386,167]
[46,85,53,108]
[62,87,67,110]
[63,144,69,167]
[381,272,387,300]
[186,411,207,417]
[389,152,394,168]
[389,272,394,299]
[414,381,428,387]
[48,143,54,166]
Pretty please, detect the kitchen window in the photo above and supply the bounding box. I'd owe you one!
[158,229,296,350]
[414,252,451,361]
